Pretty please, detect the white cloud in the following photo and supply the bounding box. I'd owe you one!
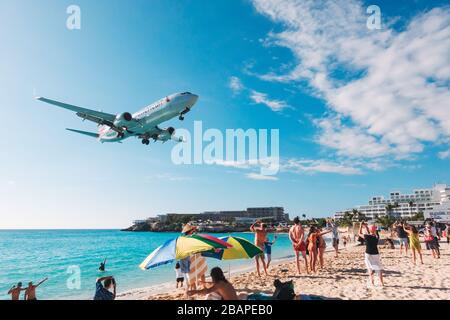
[152,173,193,182]
[438,149,450,159]
[250,90,290,112]
[251,0,450,160]
[282,159,363,175]
[246,173,279,181]
[229,76,244,93]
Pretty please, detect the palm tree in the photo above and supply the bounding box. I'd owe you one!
[376,215,395,228]
[408,201,415,218]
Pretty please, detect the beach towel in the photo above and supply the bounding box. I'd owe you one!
[188,254,207,286]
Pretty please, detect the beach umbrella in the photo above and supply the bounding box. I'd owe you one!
[139,234,231,270]
[202,236,263,260]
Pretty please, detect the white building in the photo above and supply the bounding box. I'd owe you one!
[335,184,450,220]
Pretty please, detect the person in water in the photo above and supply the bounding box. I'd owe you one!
[250,220,269,277]
[99,258,107,272]
[24,277,48,300]
[7,282,26,300]
[288,216,309,274]
[187,267,238,300]
[403,223,423,265]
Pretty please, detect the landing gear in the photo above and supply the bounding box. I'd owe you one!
[142,139,150,145]
[179,107,190,121]
[118,132,125,138]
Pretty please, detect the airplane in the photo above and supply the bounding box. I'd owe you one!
[36,92,199,145]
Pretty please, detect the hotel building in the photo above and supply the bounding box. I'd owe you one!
[335,184,450,221]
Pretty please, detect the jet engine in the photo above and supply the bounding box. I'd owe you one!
[157,127,184,142]
[113,112,133,128]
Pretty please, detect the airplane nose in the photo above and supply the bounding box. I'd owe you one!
[190,94,199,105]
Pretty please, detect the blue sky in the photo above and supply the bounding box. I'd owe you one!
[1,0,449,228]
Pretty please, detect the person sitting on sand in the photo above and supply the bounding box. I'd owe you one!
[187,267,238,300]
[289,217,309,275]
[8,282,26,300]
[99,258,107,272]
[250,220,269,277]
[264,235,277,269]
[358,223,384,287]
[94,276,116,300]
[175,262,185,288]
[24,278,48,300]
[403,224,423,265]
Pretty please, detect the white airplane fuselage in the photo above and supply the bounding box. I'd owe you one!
[98,92,198,143]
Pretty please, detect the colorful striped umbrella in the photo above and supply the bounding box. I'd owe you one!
[139,234,231,270]
[202,236,263,260]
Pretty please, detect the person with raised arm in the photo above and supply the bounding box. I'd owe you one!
[250,220,269,277]
[403,223,423,265]
[24,277,48,300]
[7,282,26,300]
[358,223,384,287]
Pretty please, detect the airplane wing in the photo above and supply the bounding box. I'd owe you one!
[36,97,116,126]
[66,128,99,138]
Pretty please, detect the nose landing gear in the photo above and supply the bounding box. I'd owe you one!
[179,107,190,121]
[141,139,150,145]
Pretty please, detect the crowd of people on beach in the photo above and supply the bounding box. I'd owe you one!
[6,218,450,300]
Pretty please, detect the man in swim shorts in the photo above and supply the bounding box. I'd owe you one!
[289,216,309,274]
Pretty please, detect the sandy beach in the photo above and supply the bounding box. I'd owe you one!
[118,240,450,300]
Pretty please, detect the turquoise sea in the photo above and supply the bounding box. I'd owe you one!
[0,230,306,300]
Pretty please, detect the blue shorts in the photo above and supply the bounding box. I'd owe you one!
[398,238,408,246]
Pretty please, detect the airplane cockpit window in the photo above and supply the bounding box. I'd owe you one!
[181,92,191,95]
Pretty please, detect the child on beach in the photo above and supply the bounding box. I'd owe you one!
[264,235,277,268]
[358,223,384,287]
[403,224,423,265]
[175,262,185,288]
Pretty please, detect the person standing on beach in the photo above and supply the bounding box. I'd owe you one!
[175,262,185,288]
[425,225,440,259]
[24,277,48,300]
[317,227,332,269]
[93,276,116,300]
[358,223,384,287]
[326,219,339,258]
[307,226,331,272]
[403,224,423,265]
[446,224,450,245]
[7,282,26,300]
[183,223,208,289]
[393,221,409,256]
[264,235,277,269]
[289,217,309,274]
[250,220,269,277]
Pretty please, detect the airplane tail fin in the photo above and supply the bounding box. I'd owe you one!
[66,128,99,138]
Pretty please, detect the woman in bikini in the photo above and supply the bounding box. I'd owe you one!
[317,227,332,269]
